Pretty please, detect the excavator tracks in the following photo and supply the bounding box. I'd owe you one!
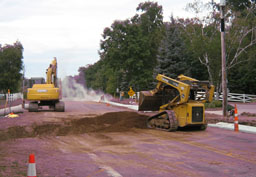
[55,101,65,112]
[28,102,38,112]
[147,110,178,132]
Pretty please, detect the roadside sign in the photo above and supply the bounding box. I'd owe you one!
[128,87,135,97]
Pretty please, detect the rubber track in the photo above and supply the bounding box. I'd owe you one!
[147,110,178,132]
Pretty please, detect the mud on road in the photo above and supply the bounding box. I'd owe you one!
[0,111,148,142]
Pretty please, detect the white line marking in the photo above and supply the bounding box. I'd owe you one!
[88,153,122,177]
[99,166,122,177]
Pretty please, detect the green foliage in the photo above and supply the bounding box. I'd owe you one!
[178,2,222,89]
[206,101,234,112]
[178,0,256,93]
[227,0,253,11]
[80,0,256,95]
[154,19,191,79]
[225,1,256,94]
[0,41,24,93]
[84,1,164,93]
[205,100,222,108]
[228,46,256,94]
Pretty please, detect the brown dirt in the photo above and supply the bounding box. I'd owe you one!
[0,111,148,142]
[241,112,256,117]
[70,111,148,133]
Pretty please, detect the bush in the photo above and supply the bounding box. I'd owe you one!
[205,100,222,108]
[251,99,256,103]
[205,100,235,112]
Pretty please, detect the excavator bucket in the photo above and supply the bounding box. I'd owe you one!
[138,91,163,111]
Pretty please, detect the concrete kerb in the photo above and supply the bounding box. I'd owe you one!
[0,104,24,116]
[102,100,139,111]
[208,122,256,134]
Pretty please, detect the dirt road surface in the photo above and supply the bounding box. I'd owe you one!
[235,102,256,114]
[0,101,256,177]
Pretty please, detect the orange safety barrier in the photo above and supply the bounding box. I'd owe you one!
[234,104,239,132]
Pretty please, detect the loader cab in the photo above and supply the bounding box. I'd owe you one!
[189,90,196,100]
[179,80,215,103]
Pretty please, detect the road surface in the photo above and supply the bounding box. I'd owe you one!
[0,101,255,177]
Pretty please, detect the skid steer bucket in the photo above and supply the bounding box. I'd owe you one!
[138,91,162,111]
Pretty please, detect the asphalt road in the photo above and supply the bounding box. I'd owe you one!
[0,101,255,177]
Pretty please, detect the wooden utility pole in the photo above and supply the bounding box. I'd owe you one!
[220,0,227,117]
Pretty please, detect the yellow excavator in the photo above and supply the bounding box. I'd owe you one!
[139,74,214,131]
[27,57,65,112]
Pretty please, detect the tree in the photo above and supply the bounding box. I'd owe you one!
[178,0,256,93]
[0,41,24,93]
[228,43,256,94]
[227,0,253,11]
[179,1,222,89]
[154,19,190,79]
[79,0,256,94]
[86,1,165,94]
[225,2,256,71]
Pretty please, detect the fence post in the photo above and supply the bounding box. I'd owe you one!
[243,94,245,103]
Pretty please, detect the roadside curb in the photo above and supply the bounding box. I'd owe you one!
[101,101,138,111]
[208,122,256,134]
[0,104,24,116]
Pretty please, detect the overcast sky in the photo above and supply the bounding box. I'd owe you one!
[0,0,213,78]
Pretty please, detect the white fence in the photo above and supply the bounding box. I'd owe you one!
[215,92,256,103]
[197,92,256,103]
[0,93,23,101]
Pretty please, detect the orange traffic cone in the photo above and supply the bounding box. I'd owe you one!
[27,154,37,177]
[234,104,239,132]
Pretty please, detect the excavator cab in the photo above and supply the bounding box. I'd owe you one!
[139,74,214,131]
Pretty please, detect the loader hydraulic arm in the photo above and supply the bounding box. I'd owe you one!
[156,74,190,105]
[177,74,215,103]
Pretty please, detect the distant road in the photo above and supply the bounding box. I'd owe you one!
[234,102,256,114]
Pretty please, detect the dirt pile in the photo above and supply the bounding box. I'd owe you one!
[0,111,149,141]
[241,112,256,117]
[70,111,148,134]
